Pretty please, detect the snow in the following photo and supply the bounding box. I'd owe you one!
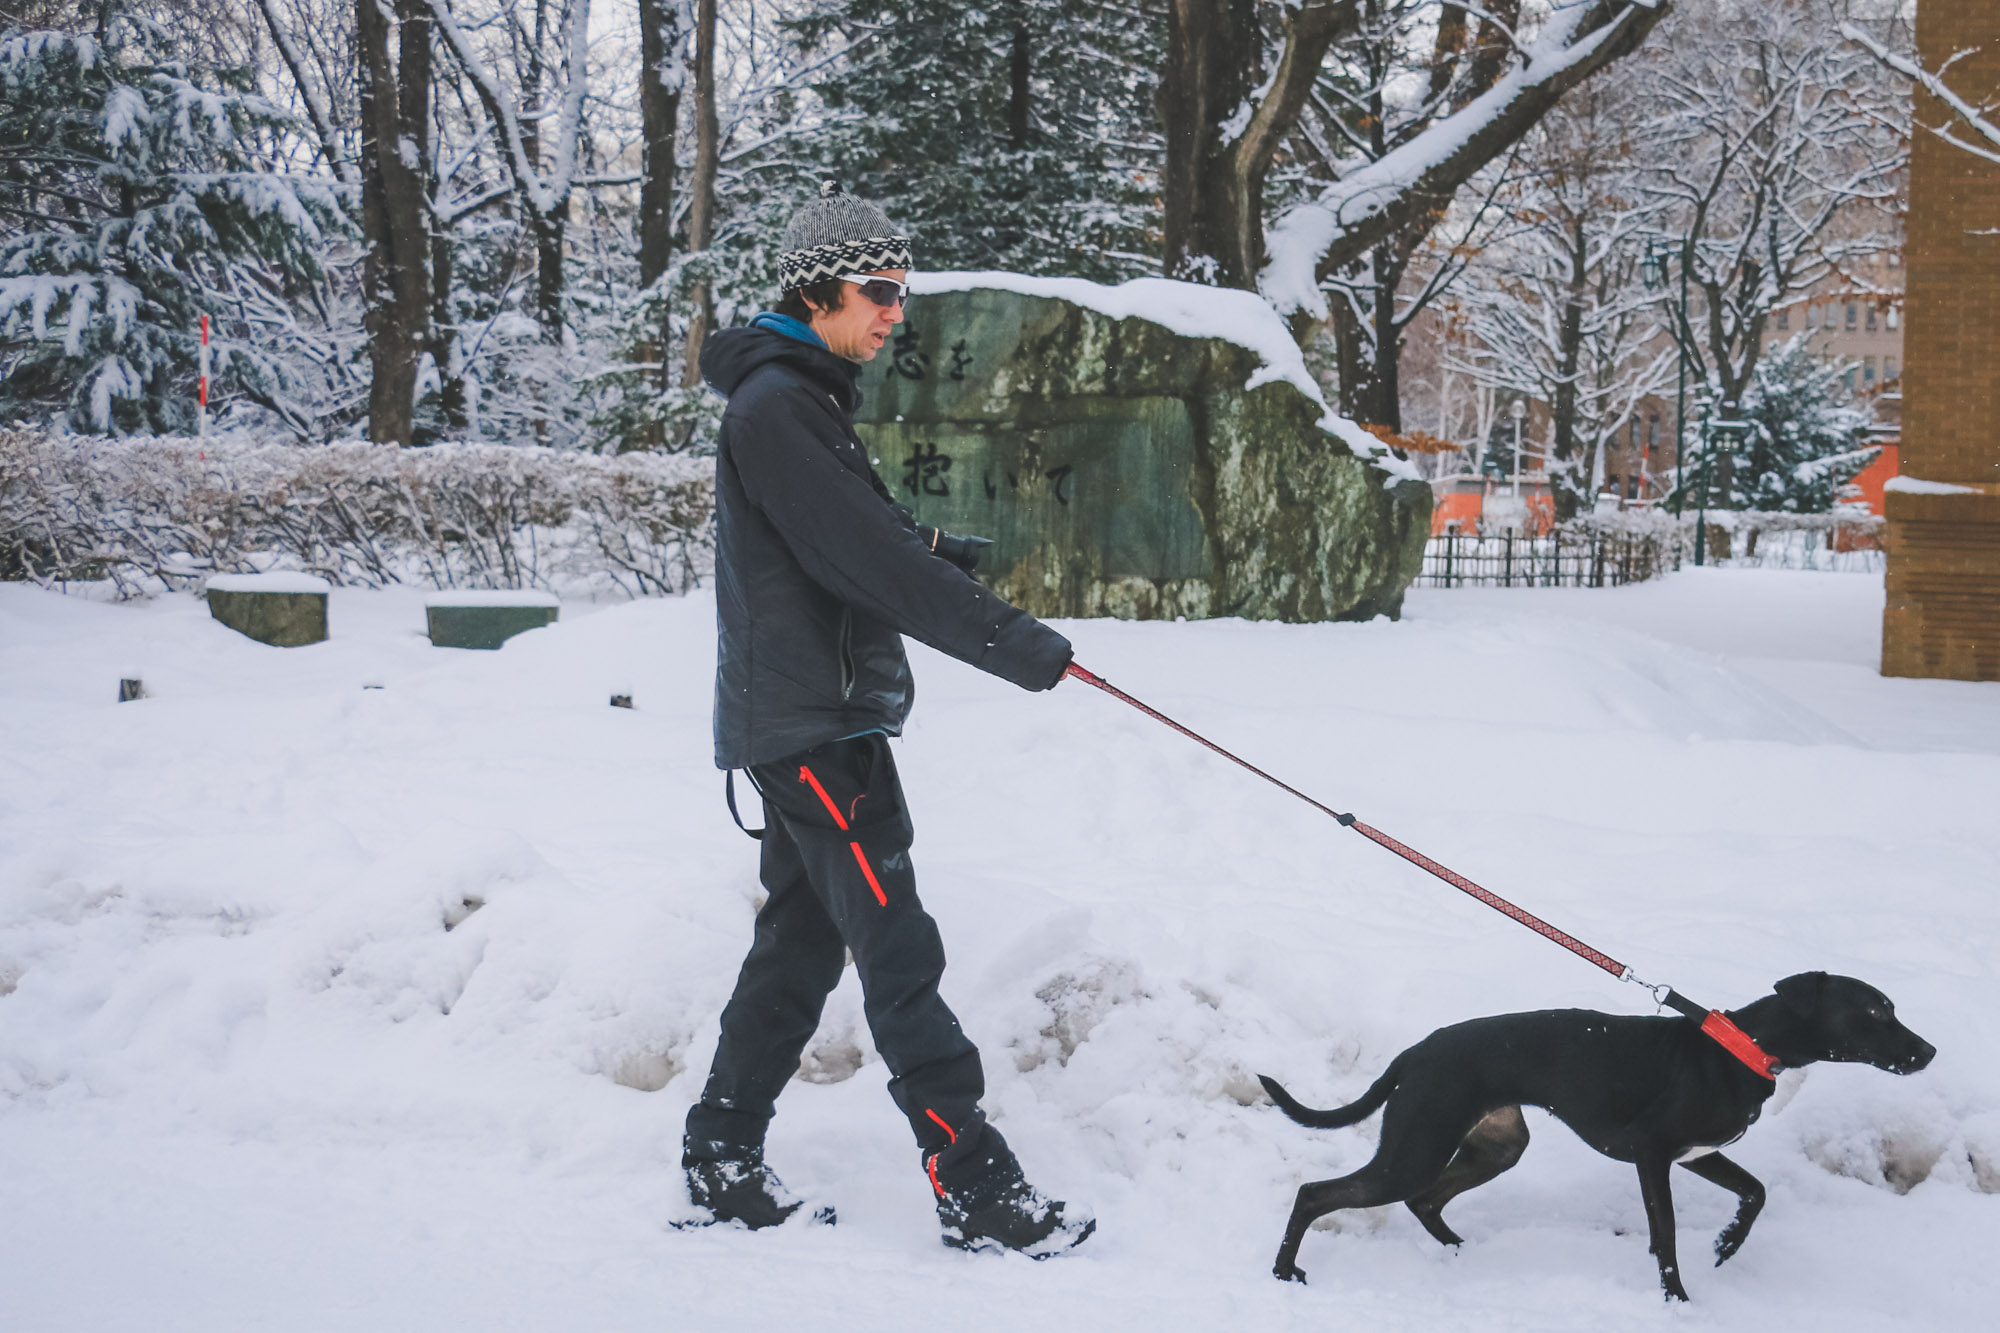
[2,569,1997,1331]
[912,271,1419,479]
[205,572,333,595]
[1884,476,1980,496]
[424,589,562,608]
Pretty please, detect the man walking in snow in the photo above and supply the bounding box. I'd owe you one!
[682,182,1092,1256]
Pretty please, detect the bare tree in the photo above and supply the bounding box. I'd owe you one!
[1844,19,2000,170]
[1445,77,1675,518]
[426,0,593,340]
[1640,0,1903,417]
[1154,1,1664,312]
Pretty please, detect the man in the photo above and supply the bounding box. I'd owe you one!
[683,181,1092,1257]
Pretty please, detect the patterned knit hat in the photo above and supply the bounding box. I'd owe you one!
[777,181,912,290]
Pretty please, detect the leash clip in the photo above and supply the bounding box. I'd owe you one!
[1620,967,1673,1011]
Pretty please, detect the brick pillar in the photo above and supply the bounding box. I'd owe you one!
[1884,0,2000,680]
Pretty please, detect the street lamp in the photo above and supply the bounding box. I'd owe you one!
[1693,400,1751,568]
[1509,397,1527,500]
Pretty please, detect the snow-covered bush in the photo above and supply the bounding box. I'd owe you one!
[0,429,713,597]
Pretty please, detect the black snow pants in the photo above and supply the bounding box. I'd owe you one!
[685,734,999,1177]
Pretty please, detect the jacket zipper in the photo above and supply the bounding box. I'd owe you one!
[838,607,855,701]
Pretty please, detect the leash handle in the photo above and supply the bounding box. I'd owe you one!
[1062,661,1626,977]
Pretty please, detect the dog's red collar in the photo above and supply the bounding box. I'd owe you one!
[1700,1011,1782,1081]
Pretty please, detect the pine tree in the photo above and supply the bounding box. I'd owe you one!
[793,0,1161,281]
[1725,336,1877,513]
[0,9,345,434]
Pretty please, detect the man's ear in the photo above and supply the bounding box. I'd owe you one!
[1774,971,1828,1016]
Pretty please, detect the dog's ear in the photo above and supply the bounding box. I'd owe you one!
[1774,971,1829,1015]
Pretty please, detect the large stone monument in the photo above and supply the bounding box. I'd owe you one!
[1884,0,2000,680]
[854,275,1431,622]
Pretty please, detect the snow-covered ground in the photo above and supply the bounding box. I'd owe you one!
[3,568,1996,1331]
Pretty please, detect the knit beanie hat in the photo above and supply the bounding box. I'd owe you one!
[777,181,912,290]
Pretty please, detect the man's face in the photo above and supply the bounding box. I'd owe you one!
[806,268,907,363]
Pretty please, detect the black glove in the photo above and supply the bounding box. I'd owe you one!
[920,526,994,574]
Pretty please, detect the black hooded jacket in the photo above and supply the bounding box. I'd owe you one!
[702,325,1073,769]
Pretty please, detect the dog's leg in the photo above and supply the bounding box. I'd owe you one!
[1273,1103,1475,1283]
[1679,1152,1766,1266]
[1636,1151,1690,1302]
[1404,1106,1530,1247]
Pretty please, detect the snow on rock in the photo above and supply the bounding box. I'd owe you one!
[205,572,333,595]
[913,269,1415,477]
[2,570,1998,1330]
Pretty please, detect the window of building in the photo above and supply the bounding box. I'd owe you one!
[1885,356,1898,383]
[1647,414,1659,450]
[1777,309,1790,330]
[1866,305,1877,332]
[1844,366,1857,391]
[1864,356,1877,386]
[1846,302,1859,329]
[1887,305,1899,330]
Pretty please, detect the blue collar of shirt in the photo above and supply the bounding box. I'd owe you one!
[749,311,827,350]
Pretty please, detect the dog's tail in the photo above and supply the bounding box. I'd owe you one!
[1257,1063,1399,1130]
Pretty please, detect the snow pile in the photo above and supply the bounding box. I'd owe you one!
[913,270,1417,477]
[2,569,1998,1330]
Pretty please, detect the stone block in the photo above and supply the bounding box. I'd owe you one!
[205,572,331,647]
[425,590,560,650]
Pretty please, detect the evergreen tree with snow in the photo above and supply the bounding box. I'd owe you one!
[792,0,1161,281]
[0,8,345,434]
[1706,336,1876,514]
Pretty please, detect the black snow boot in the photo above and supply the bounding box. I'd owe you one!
[683,1144,824,1230]
[930,1138,1093,1257]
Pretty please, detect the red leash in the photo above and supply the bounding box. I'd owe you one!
[1062,662,1779,1080]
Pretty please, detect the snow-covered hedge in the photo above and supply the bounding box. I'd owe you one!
[0,430,714,598]
[1562,505,1885,572]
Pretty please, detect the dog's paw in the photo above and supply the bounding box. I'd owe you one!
[1713,1224,1747,1266]
[1274,1261,1309,1284]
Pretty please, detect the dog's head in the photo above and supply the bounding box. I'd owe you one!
[1773,972,1936,1075]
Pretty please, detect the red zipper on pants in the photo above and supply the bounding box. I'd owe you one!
[798,764,888,907]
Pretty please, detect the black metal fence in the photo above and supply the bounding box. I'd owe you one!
[1417,529,1678,589]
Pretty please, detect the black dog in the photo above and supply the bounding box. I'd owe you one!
[1260,972,1934,1300]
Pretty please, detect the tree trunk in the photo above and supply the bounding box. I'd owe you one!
[680,0,719,391]
[634,0,683,449]
[1009,23,1031,150]
[533,205,566,337]
[430,227,467,431]
[1158,0,1258,282]
[1549,219,1588,520]
[637,0,681,297]
[357,0,432,447]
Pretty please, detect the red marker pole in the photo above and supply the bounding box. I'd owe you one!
[198,314,209,442]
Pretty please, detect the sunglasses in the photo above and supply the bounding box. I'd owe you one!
[840,274,910,309]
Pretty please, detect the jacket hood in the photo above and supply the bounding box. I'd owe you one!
[701,325,863,412]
